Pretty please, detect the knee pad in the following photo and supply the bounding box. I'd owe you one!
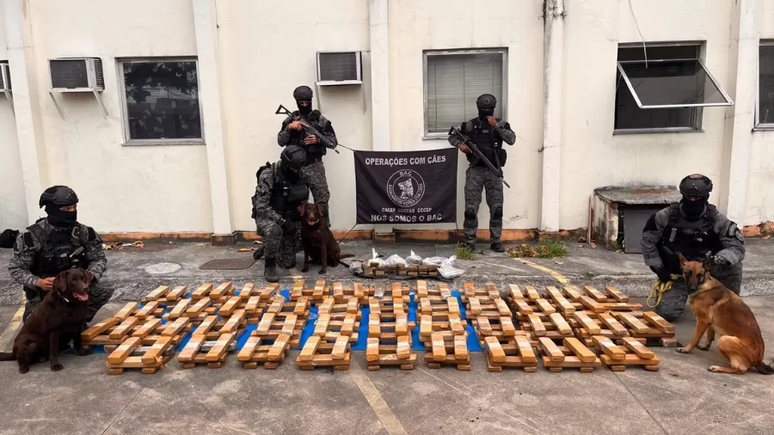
[267,224,283,239]
[492,207,503,220]
[464,208,477,220]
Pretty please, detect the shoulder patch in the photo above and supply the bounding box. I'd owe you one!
[22,232,34,248]
[87,227,98,242]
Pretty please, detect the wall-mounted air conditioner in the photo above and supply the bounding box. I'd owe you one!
[49,57,104,92]
[0,63,11,93]
[316,51,363,86]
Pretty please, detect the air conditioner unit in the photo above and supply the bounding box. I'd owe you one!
[0,63,10,93]
[49,57,104,92]
[316,51,363,86]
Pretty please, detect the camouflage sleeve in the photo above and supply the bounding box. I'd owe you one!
[82,225,107,281]
[277,117,293,147]
[495,121,516,145]
[253,170,282,223]
[8,232,40,289]
[448,122,465,147]
[640,208,669,268]
[714,214,746,266]
[320,117,338,148]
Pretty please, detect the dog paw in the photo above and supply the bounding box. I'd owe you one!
[676,347,691,354]
[708,365,722,373]
[78,346,93,356]
[697,344,711,351]
[51,363,63,372]
[18,365,29,374]
[301,267,309,273]
[318,269,327,275]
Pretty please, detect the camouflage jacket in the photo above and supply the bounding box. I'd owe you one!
[252,163,310,223]
[8,219,108,290]
[277,110,337,162]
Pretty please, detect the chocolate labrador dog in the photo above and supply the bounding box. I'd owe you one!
[0,268,92,373]
[299,203,351,274]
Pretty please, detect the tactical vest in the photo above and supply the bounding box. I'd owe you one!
[661,203,721,261]
[287,110,327,163]
[265,163,309,221]
[28,219,89,279]
[463,119,507,168]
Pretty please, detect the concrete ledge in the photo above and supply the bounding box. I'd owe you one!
[211,232,237,246]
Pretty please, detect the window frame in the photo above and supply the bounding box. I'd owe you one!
[117,57,205,146]
[755,41,774,130]
[422,48,508,140]
[614,42,716,135]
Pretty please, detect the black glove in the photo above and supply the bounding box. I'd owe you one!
[278,218,295,234]
[712,255,729,267]
[650,266,673,282]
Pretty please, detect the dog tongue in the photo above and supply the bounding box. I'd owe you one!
[73,293,89,302]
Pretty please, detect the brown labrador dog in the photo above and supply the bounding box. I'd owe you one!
[676,253,774,374]
[298,203,351,274]
[0,268,93,373]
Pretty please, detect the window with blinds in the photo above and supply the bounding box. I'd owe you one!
[425,50,506,135]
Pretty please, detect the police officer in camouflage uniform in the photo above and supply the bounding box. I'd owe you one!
[641,174,745,321]
[277,85,337,222]
[448,94,516,253]
[8,186,111,323]
[252,145,310,282]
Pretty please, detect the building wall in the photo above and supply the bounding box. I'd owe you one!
[25,0,213,232]
[2,0,772,236]
[389,0,544,230]
[216,0,372,232]
[746,0,774,225]
[0,1,28,231]
[561,0,735,229]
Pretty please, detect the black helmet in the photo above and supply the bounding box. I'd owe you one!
[476,94,497,110]
[281,145,307,170]
[679,174,713,199]
[293,85,313,102]
[39,185,78,208]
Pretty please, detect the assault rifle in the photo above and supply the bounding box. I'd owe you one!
[275,104,340,154]
[448,126,510,188]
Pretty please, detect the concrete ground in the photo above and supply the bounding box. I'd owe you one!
[0,240,773,434]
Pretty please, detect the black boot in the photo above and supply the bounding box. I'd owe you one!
[464,242,475,252]
[490,241,505,253]
[253,244,265,260]
[264,257,279,283]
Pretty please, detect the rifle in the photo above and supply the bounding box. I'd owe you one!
[275,104,340,154]
[448,126,510,188]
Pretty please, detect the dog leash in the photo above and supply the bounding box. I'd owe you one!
[647,274,681,307]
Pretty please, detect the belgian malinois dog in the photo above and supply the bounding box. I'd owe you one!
[676,253,774,374]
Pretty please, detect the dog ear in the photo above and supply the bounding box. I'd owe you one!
[53,273,68,294]
[677,252,688,268]
[82,269,94,285]
[298,204,307,216]
[702,252,714,271]
[316,203,325,218]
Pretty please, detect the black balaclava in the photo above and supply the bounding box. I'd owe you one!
[476,93,496,122]
[39,185,79,228]
[293,86,314,117]
[678,174,713,221]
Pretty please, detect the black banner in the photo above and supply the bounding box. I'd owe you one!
[354,148,458,224]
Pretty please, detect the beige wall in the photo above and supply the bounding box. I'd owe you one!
[2,0,773,235]
[0,2,27,230]
[216,0,372,232]
[25,0,213,232]
[389,0,544,230]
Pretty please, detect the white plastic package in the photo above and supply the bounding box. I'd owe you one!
[384,254,408,267]
[422,256,447,266]
[406,250,423,265]
[367,247,385,267]
[438,255,465,279]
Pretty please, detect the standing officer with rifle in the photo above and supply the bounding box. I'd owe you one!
[448,94,516,253]
[277,85,338,223]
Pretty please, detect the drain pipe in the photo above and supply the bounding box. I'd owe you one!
[540,0,564,233]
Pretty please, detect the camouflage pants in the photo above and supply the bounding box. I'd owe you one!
[655,262,743,322]
[23,280,115,324]
[302,160,330,219]
[255,217,302,268]
[464,166,504,244]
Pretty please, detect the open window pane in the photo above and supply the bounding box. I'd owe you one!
[426,51,504,134]
[122,60,202,141]
[759,45,774,125]
[617,59,732,109]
